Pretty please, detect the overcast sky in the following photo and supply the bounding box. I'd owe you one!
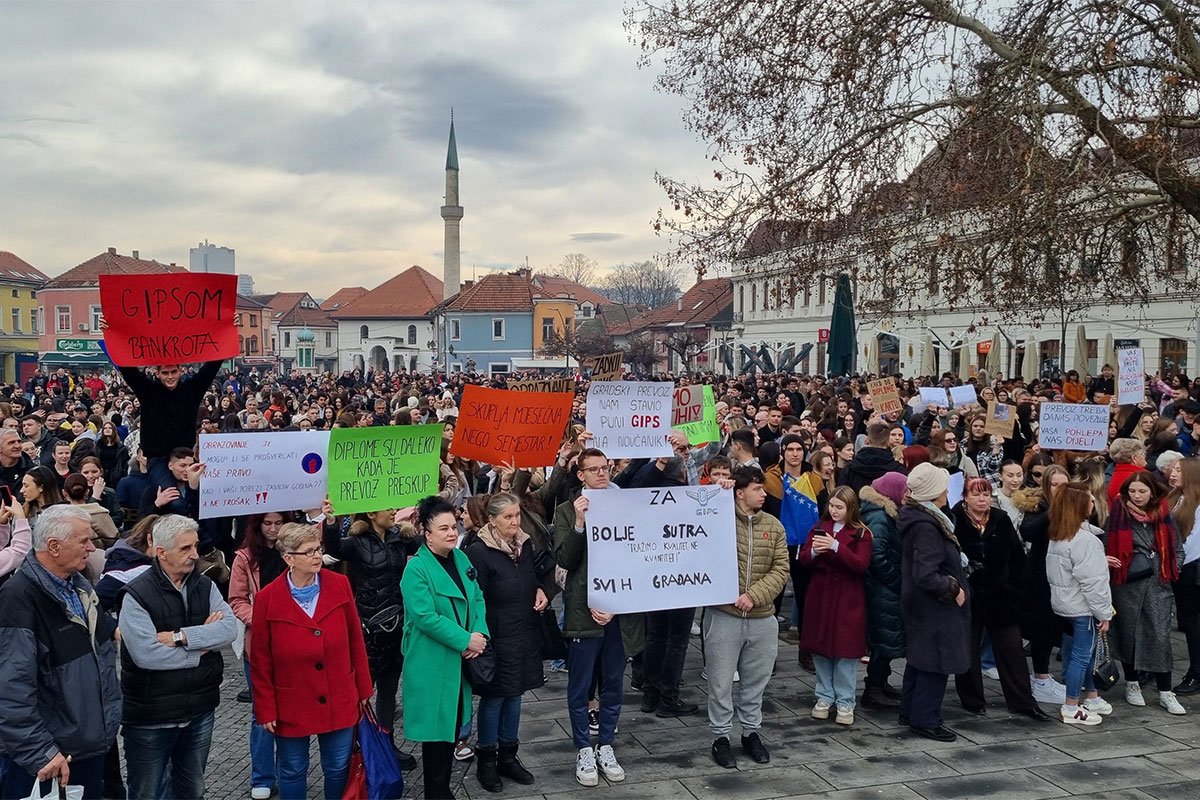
[0,1,709,296]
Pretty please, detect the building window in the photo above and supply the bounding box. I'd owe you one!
[249,336,259,354]
[10,309,19,333]
[30,309,37,333]
[818,278,826,306]
[325,332,333,347]
[1039,340,1060,378]
[928,255,940,295]
[581,305,592,318]
[239,335,245,353]
[9,290,16,299]
[542,317,555,341]
[250,314,258,327]
[359,325,369,341]
[750,284,757,311]
[450,319,461,341]
[90,305,102,332]
[284,332,291,348]
[492,318,505,340]
[737,285,744,313]
[234,313,243,326]
[56,306,71,332]
[490,363,510,376]
[407,325,417,345]
[28,291,34,300]
[1161,337,1188,377]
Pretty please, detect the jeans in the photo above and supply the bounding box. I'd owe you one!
[566,622,625,749]
[243,657,277,789]
[1062,616,1097,701]
[476,695,523,748]
[0,753,106,800]
[980,629,996,671]
[642,607,694,705]
[123,710,216,800]
[274,726,354,800]
[813,655,858,710]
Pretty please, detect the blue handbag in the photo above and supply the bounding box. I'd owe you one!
[357,705,404,800]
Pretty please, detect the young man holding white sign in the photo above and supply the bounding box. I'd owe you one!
[704,466,789,769]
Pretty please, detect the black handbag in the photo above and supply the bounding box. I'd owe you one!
[451,579,498,691]
[1092,629,1120,691]
[362,604,402,635]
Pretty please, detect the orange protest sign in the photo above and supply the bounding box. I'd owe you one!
[100,273,238,367]
[451,384,573,467]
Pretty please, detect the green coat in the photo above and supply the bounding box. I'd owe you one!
[400,545,489,743]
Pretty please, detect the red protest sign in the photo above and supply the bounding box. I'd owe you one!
[451,384,573,468]
[100,273,239,367]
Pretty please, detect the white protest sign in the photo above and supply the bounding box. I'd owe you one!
[198,431,330,519]
[586,381,674,458]
[947,471,965,508]
[920,387,949,407]
[949,385,978,407]
[1038,402,1110,452]
[1116,348,1145,405]
[585,486,738,614]
[671,384,705,427]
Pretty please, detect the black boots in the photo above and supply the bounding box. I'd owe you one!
[860,682,901,710]
[476,747,503,793]
[497,741,535,785]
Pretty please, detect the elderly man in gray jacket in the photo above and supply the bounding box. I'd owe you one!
[0,505,120,798]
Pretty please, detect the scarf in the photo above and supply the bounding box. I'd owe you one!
[913,500,961,550]
[288,572,320,611]
[1106,499,1179,585]
[479,523,527,564]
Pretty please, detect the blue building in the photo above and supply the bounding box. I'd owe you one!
[436,269,534,376]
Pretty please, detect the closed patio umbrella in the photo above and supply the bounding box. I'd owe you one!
[1073,324,1089,375]
[920,334,936,377]
[826,273,857,376]
[1102,332,1116,371]
[957,340,973,379]
[984,332,1002,375]
[865,334,880,376]
[1021,336,1038,380]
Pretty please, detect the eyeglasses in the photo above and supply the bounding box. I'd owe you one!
[1031,470,1046,478]
[287,547,324,558]
[943,437,956,443]
[579,465,607,474]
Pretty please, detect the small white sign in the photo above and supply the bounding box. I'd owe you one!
[1038,402,1111,452]
[586,381,674,459]
[949,385,978,407]
[920,387,950,408]
[198,432,330,519]
[1116,348,1145,406]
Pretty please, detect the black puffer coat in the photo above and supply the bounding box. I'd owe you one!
[860,486,904,659]
[324,519,420,674]
[1016,492,1063,642]
[952,501,1026,627]
[899,504,971,675]
[464,526,545,698]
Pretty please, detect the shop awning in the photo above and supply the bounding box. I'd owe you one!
[39,351,111,366]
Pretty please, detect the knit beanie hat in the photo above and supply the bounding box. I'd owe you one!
[907,462,950,502]
[872,471,909,507]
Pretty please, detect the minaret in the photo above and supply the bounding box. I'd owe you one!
[440,113,463,300]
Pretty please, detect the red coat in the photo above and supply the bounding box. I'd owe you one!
[798,520,872,659]
[250,569,373,738]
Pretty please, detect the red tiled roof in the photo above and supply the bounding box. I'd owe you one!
[278,305,335,328]
[321,286,368,312]
[263,292,308,315]
[44,248,187,289]
[329,266,444,319]
[531,275,612,307]
[236,294,269,309]
[0,251,50,284]
[618,278,733,334]
[445,272,534,312]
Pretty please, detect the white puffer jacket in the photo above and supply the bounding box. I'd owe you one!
[1045,522,1113,621]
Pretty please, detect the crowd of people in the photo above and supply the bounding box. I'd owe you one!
[0,359,1198,799]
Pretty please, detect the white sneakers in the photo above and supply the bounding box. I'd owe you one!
[835,706,854,725]
[1031,676,1067,704]
[250,788,272,800]
[1126,681,1146,706]
[596,744,625,782]
[576,747,598,787]
[1060,704,1102,726]
[1083,696,1113,715]
[1160,690,1187,715]
[811,700,831,720]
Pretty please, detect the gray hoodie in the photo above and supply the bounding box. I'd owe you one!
[1045,522,1113,621]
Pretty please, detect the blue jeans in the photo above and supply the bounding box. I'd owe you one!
[477,695,523,748]
[980,629,996,671]
[566,623,625,749]
[0,753,106,800]
[813,655,859,710]
[123,710,215,800]
[243,657,277,789]
[274,726,354,800]
[1062,616,1097,701]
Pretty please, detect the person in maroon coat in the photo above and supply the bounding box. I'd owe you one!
[251,523,373,800]
[799,485,873,726]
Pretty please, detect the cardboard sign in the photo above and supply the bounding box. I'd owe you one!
[671,384,705,427]
[1038,402,1110,452]
[919,387,949,408]
[673,385,720,445]
[584,486,738,614]
[1116,348,1145,405]
[197,432,330,519]
[508,377,575,393]
[984,401,1016,440]
[100,273,238,367]
[948,384,978,407]
[327,425,441,514]
[451,384,572,467]
[590,352,624,381]
[867,378,902,415]
[586,381,674,458]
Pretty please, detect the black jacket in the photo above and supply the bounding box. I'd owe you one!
[899,504,971,675]
[839,447,906,495]
[96,538,153,613]
[119,361,221,459]
[324,521,420,621]
[952,502,1026,627]
[0,452,32,501]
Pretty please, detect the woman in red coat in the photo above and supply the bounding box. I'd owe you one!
[799,485,872,726]
[251,523,373,800]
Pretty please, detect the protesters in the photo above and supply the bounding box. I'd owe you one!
[859,472,908,710]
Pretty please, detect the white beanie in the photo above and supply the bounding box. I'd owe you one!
[907,462,950,502]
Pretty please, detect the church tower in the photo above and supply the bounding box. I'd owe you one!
[440,114,463,300]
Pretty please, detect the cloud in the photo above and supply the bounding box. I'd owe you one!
[570,232,626,243]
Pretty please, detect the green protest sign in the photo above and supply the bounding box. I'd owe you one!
[673,385,720,445]
[327,424,441,515]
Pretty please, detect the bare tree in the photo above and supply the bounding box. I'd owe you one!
[555,253,599,286]
[601,260,685,307]
[539,322,616,363]
[627,1,1200,321]
[625,334,659,374]
[664,330,706,373]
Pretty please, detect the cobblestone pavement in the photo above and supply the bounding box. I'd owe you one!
[203,628,1200,800]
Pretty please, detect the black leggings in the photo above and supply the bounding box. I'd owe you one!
[1124,662,1172,691]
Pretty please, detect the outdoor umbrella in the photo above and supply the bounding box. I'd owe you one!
[957,340,973,379]
[826,273,857,375]
[1073,324,1089,375]
[865,334,880,376]
[1102,332,1116,370]
[920,334,936,377]
[1021,335,1038,380]
[984,332,1002,375]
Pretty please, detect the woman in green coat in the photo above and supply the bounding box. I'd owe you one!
[401,496,490,800]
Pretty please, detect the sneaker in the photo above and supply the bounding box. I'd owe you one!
[733,670,740,682]
[595,744,625,782]
[711,737,736,769]
[740,732,770,763]
[1060,704,1102,726]
[1082,696,1114,715]
[655,699,699,718]
[691,621,701,636]
[250,788,272,800]
[1159,690,1187,715]
[835,706,854,725]
[982,667,1000,680]
[812,700,832,720]
[1031,676,1067,704]
[575,747,598,787]
[1126,681,1146,706]
[548,661,569,673]
[588,708,599,735]
[453,739,475,761]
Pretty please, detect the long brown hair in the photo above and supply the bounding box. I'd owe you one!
[1170,458,1200,540]
[1049,483,1094,541]
[825,485,868,539]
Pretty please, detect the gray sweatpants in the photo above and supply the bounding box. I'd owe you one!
[702,610,779,737]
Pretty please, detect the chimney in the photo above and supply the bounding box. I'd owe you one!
[107,247,116,255]
[132,250,139,259]
[677,298,683,311]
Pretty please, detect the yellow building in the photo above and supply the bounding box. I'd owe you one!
[532,297,576,352]
[0,252,49,384]
[530,274,614,353]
